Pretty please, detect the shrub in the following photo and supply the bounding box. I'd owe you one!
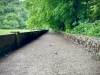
[67,20,100,38]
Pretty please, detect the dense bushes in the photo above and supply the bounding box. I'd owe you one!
[69,20,100,37]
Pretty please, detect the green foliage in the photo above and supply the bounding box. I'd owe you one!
[25,0,100,37]
[0,0,28,29]
[70,20,100,37]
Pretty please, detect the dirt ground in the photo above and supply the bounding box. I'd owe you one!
[0,31,100,75]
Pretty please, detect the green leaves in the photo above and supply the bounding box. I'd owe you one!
[0,0,28,29]
[70,20,100,37]
[25,0,100,37]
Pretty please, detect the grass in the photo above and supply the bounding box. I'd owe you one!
[0,29,31,34]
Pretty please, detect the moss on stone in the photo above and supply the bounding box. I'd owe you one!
[92,54,100,61]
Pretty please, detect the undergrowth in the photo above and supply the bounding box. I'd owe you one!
[67,20,100,38]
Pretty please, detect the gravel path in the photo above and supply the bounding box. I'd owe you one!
[0,31,100,75]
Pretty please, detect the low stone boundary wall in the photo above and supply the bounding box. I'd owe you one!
[61,32,100,54]
[0,30,48,56]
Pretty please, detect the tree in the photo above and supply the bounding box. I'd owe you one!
[0,0,28,29]
[25,0,100,31]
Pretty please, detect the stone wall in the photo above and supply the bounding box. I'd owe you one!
[61,32,100,54]
[0,30,48,56]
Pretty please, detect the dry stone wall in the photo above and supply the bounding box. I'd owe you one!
[61,32,100,54]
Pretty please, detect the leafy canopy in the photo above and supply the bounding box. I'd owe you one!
[25,0,100,37]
